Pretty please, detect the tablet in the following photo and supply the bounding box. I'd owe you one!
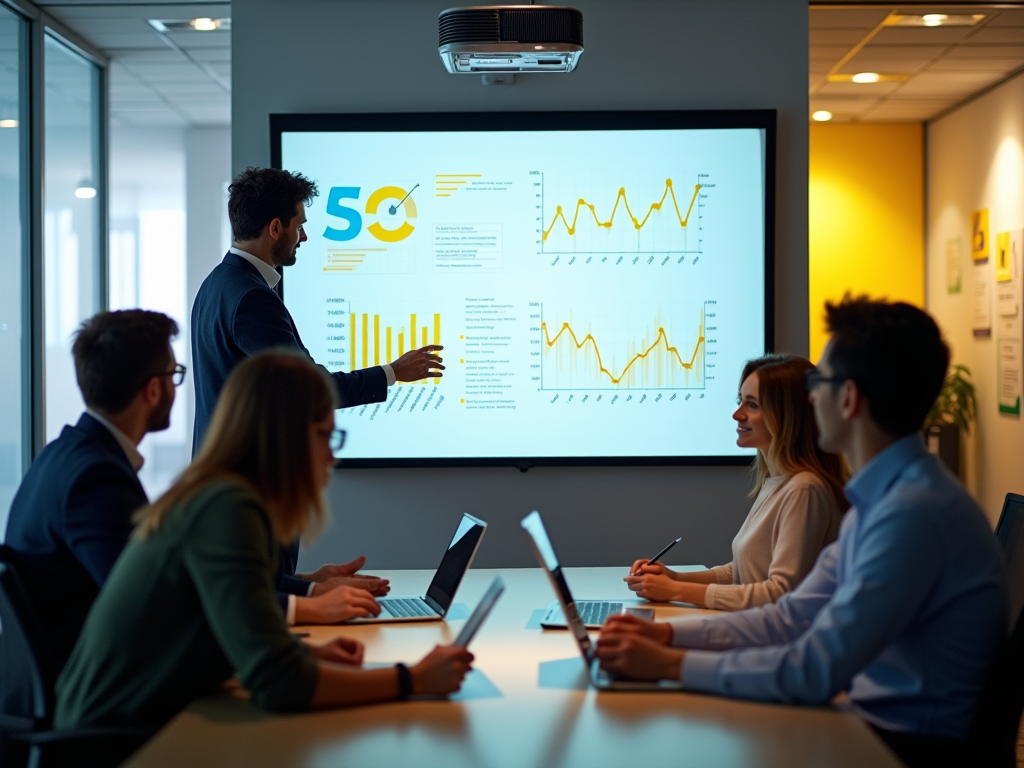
[452,576,505,648]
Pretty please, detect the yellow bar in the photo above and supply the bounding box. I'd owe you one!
[410,314,417,351]
[386,327,392,362]
[398,332,404,357]
[373,315,380,366]
[350,313,356,372]
[434,314,441,384]
[361,314,368,369]
[435,194,451,197]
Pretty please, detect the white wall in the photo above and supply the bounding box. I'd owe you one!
[926,70,1024,525]
[231,0,809,568]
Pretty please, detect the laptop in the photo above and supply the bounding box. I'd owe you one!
[349,513,487,623]
[996,493,1024,630]
[521,510,682,691]
[452,575,505,648]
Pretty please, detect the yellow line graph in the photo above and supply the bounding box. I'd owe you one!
[541,312,705,386]
[542,179,701,241]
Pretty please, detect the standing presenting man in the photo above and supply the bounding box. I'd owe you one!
[192,166,440,620]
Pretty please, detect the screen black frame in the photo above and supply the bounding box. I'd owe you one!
[270,110,775,469]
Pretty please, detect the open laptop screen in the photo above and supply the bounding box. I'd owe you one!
[425,514,486,611]
[996,493,1024,628]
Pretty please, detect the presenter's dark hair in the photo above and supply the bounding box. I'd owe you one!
[228,167,318,242]
[823,295,949,438]
[72,310,179,413]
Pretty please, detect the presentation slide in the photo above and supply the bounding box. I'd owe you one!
[279,117,768,462]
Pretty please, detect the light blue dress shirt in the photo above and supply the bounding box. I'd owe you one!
[672,434,1008,738]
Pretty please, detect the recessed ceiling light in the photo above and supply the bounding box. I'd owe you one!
[828,73,909,84]
[0,119,17,129]
[887,13,985,27]
[852,72,881,84]
[192,17,218,31]
[812,110,833,122]
[74,186,97,199]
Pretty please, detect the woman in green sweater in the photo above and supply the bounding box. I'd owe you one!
[55,349,473,729]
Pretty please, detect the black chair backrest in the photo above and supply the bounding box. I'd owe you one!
[995,492,1024,630]
[0,545,54,730]
[968,606,1024,768]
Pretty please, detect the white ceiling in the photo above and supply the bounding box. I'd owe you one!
[811,4,1024,121]
[38,0,230,127]
[34,2,1024,127]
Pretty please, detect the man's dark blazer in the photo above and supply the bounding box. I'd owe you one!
[190,252,387,454]
[4,413,147,674]
[191,252,386,612]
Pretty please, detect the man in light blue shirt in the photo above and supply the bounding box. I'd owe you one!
[597,298,1007,762]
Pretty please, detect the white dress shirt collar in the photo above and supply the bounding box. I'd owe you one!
[85,409,145,472]
[229,246,281,289]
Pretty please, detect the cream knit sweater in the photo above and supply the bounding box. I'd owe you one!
[704,471,842,611]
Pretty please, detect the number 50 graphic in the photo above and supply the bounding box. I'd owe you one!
[323,186,417,243]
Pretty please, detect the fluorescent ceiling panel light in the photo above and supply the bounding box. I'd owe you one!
[0,119,17,128]
[827,73,909,84]
[148,18,231,33]
[886,13,985,27]
[74,186,97,199]
[852,72,881,83]
[811,110,833,122]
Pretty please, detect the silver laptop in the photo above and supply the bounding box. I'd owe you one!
[350,513,487,623]
[521,510,682,691]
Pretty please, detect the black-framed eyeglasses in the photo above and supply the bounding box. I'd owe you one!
[329,428,347,453]
[804,369,847,392]
[158,363,187,387]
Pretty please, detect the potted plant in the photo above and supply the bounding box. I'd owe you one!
[923,364,977,479]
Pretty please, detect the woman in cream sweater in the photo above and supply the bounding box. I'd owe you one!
[625,353,849,611]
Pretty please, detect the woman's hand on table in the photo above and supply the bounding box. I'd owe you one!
[624,562,684,602]
[306,636,365,666]
[410,646,475,696]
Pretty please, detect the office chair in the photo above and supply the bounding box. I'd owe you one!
[963,493,1024,768]
[0,546,153,768]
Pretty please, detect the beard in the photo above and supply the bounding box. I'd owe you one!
[273,236,298,267]
[146,381,175,433]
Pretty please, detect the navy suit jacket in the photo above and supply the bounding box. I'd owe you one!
[191,253,384,611]
[190,252,387,454]
[4,413,147,674]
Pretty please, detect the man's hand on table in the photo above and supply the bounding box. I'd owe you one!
[409,646,475,696]
[294,586,381,624]
[595,614,684,682]
[305,636,365,666]
[299,555,391,596]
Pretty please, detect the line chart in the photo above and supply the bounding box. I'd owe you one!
[542,179,701,241]
[538,174,707,256]
[539,304,707,390]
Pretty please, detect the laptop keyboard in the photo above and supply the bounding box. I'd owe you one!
[379,597,435,618]
[577,601,623,626]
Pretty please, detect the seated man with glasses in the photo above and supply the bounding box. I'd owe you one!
[596,297,1008,768]
[4,309,182,675]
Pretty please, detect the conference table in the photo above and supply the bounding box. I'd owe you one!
[125,568,902,768]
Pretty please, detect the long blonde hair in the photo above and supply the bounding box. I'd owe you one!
[741,354,850,512]
[134,349,338,542]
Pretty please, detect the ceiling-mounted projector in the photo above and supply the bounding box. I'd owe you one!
[438,5,583,74]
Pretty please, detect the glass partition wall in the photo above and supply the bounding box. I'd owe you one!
[43,34,102,442]
[0,4,27,522]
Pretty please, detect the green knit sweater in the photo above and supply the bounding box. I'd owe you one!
[54,478,319,729]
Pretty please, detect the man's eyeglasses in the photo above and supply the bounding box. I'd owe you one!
[804,369,848,392]
[329,428,347,453]
[157,363,187,387]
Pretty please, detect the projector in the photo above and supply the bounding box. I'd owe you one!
[438,5,584,74]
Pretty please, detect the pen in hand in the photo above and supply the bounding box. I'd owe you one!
[633,537,682,576]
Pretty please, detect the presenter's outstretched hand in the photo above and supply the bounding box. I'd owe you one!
[595,627,685,682]
[305,636,365,666]
[624,562,680,602]
[391,345,445,382]
[410,645,474,696]
[294,586,381,624]
[300,556,391,596]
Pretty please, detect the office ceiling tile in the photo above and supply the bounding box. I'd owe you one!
[986,10,1024,27]
[966,27,1024,44]
[874,26,977,45]
[811,29,869,45]
[816,81,905,96]
[809,8,890,28]
[948,45,1024,58]
[927,57,1024,73]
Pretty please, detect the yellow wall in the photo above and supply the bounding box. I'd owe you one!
[808,123,924,361]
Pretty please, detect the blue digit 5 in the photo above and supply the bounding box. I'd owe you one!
[324,187,362,241]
